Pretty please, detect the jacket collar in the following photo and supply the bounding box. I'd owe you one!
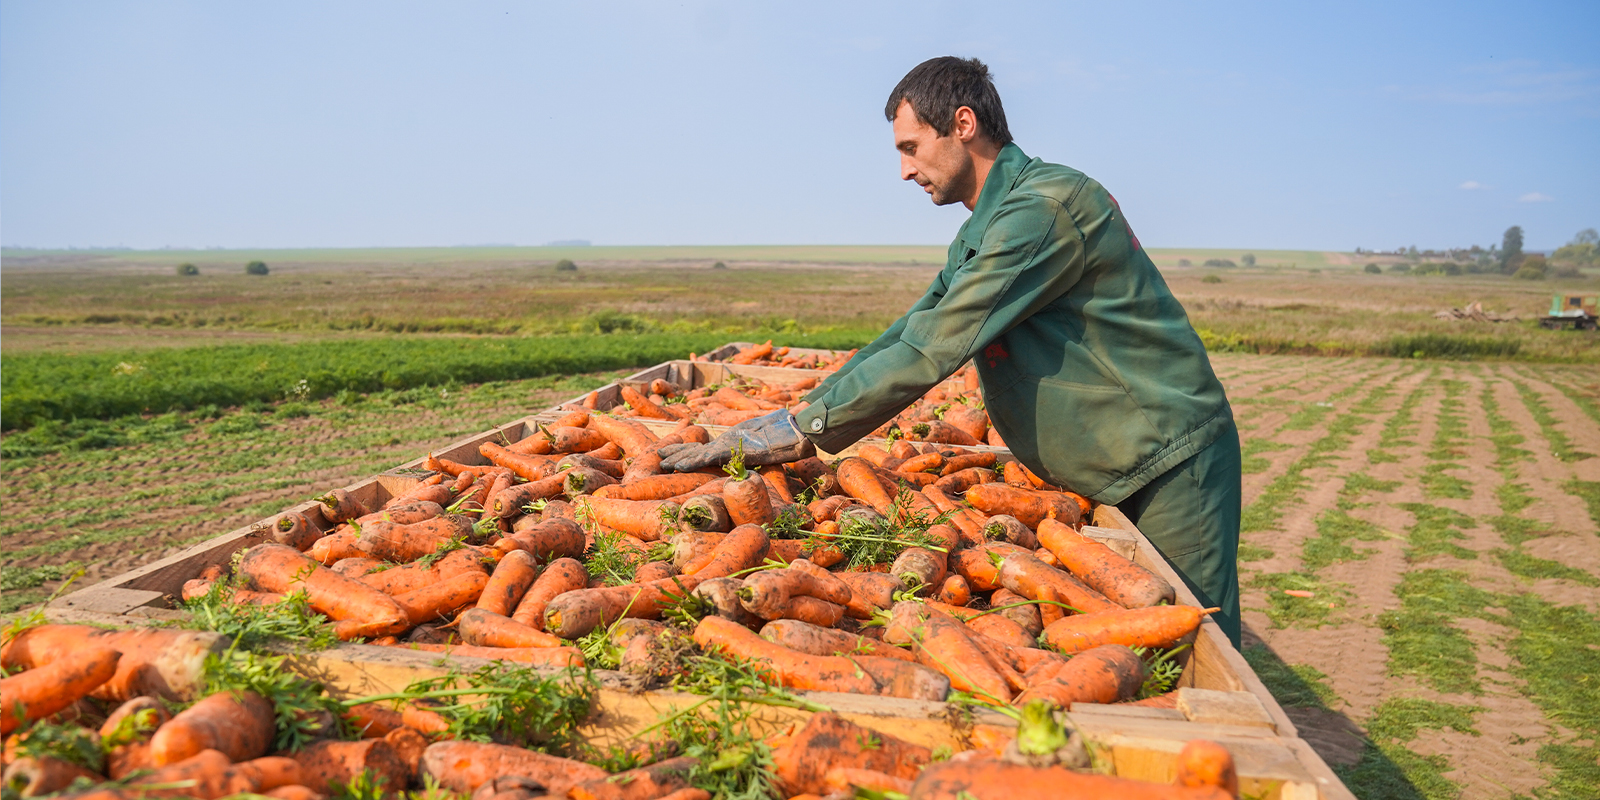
[957,142,1030,250]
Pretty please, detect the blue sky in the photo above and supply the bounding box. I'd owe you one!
[2,1,1595,251]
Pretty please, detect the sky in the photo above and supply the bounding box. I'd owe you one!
[1,1,1596,252]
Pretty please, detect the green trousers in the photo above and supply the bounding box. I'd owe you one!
[1118,417,1243,648]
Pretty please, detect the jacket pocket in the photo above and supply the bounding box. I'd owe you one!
[986,372,1166,498]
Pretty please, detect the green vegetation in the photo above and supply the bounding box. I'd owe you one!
[1246,571,1345,628]
[1509,378,1593,463]
[176,262,199,276]
[1397,503,1476,562]
[1565,480,1600,529]
[245,260,270,276]
[1241,644,1339,709]
[1,330,871,431]
[1302,509,1387,571]
[1337,698,1481,800]
[1379,569,1489,694]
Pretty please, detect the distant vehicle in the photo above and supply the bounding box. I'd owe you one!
[1540,294,1599,330]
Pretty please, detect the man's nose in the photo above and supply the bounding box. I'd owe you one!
[900,156,916,181]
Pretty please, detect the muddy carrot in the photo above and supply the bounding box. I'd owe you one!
[997,552,1120,615]
[679,493,733,533]
[949,541,1033,591]
[488,475,566,518]
[692,577,766,627]
[353,514,478,563]
[585,414,659,458]
[510,557,587,628]
[458,607,566,649]
[567,755,697,800]
[579,497,680,541]
[896,452,946,474]
[930,466,994,493]
[1037,518,1174,609]
[314,488,369,524]
[394,571,489,625]
[738,561,853,618]
[823,767,914,796]
[806,495,856,522]
[1041,605,1216,654]
[1001,460,1032,487]
[966,484,1082,529]
[835,571,905,619]
[989,587,1043,636]
[769,712,932,797]
[908,758,1233,800]
[562,466,617,496]
[150,690,275,765]
[685,523,770,579]
[1014,643,1146,709]
[273,511,323,551]
[837,457,896,513]
[291,739,409,797]
[693,616,945,700]
[2,756,104,797]
[239,544,409,639]
[983,514,1038,549]
[495,517,587,563]
[760,619,915,662]
[885,601,1013,703]
[0,646,121,735]
[543,576,704,639]
[722,472,776,527]
[308,529,364,565]
[419,741,607,796]
[359,549,487,596]
[619,384,675,421]
[759,465,796,503]
[935,574,971,606]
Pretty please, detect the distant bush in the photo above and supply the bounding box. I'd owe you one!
[1364,263,1382,274]
[1201,274,1223,284]
[1374,334,1521,360]
[712,261,727,270]
[1388,264,1412,273]
[1241,254,1256,266]
[554,259,578,272]
[1414,262,1462,276]
[1202,259,1236,269]
[1177,259,1192,267]
[245,261,269,276]
[1551,264,1583,279]
[1513,257,1547,280]
[176,263,199,276]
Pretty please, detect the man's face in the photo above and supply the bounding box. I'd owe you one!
[892,99,975,207]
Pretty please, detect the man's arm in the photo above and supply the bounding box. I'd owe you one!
[802,274,949,403]
[793,194,1085,451]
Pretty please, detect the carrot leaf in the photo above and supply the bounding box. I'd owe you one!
[1133,644,1190,700]
[10,720,104,773]
[203,650,350,750]
[182,578,340,651]
[401,662,596,754]
[328,768,389,800]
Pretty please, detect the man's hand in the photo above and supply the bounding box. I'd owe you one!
[659,409,816,472]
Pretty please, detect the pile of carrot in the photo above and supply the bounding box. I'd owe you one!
[688,340,857,371]
[0,625,1239,799]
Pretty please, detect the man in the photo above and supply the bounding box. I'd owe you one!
[663,56,1242,647]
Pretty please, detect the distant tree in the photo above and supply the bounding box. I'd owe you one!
[1201,274,1223,284]
[1364,263,1382,274]
[554,259,578,272]
[1202,258,1236,269]
[712,261,727,270]
[1513,254,1548,280]
[1499,226,1524,273]
[176,263,199,276]
[244,261,269,276]
[1240,253,1256,266]
[1177,258,1192,267]
[1388,263,1411,273]
[1406,245,1420,259]
[1552,228,1598,268]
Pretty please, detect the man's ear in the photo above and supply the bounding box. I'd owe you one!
[952,106,980,143]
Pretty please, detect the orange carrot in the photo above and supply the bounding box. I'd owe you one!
[634,559,675,582]
[510,557,588,628]
[997,552,1120,615]
[308,529,364,565]
[759,465,796,503]
[419,741,607,797]
[1037,518,1174,609]
[737,561,852,619]
[984,514,1039,549]
[562,466,617,496]
[239,544,409,639]
[835,571,905,619]
[585,414,658,458]
[150,690,274,765]
[692,616,947,701]
[272,511,324,551]
[473,550,540,616]
[394,571,489,625]
[394,642,585,668]
[691,577,766,628]
[579,497,680,541]
[990,587,1043,636]
[823,767,914,796]
[931,466,995,493]
[458,607,566,649]
[358,548,487,596]
[0,646,121,735]
[1041,605,1216,654]
[314,488,369,524]
[769,712,931,797]
[908,759,1233,800]
[965,484,1082,529]
[722,473,776,527]
[837,457,896,513]
[679,494,733,533]
[897,452,946,474]
[620,385,676,421]
[2,756,104,797]
[1175,740,1239,796]
[949,542,1033,591]
[476,442,557,482]
[487,474,567,518]
[598,473,716,502]
[806,495,856,522]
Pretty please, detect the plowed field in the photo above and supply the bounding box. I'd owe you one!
[4,354,1599,799]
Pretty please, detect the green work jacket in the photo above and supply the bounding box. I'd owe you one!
[794,143,1232,505]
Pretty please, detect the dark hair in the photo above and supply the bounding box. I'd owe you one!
[885,57,1012,145]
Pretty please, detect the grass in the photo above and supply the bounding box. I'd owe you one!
[1494,548,1600,586]
[0,329,872,431]
[1563,480,1600,530]
[1246,571,1346,628]
[1509,378,1594,463]
[1241,643,1340,709]
[1302,509,1388,571]
[1337,698,1482,800]
[1397,503,1478,562]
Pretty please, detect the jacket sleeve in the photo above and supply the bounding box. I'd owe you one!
[793,193,1086,451]
[801,273,948,403]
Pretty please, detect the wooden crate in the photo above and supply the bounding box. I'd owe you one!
[45,393,1352,800]
[696,341,852,363]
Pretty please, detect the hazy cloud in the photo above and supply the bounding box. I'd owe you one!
[1519,192,1555,203]
[1459,181,1486,190]
[1382,59,1600,113]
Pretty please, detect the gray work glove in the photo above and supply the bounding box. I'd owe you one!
[660,409,816,472]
